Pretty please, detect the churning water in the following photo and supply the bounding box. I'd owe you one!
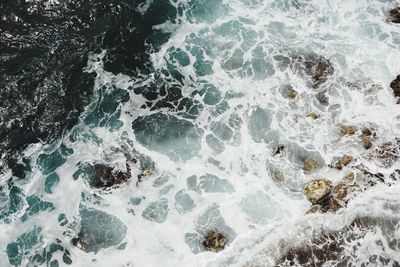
[1,0,400,266]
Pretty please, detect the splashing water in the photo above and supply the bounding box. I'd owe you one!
[1,0,400,266]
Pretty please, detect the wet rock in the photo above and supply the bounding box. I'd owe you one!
[388,7,400,23]
[390,75,400,103]
[361,136,373,149]
[272,173,285,183]
[137,167,153,184]
[304,179,333,205]
[303,159,320,172]
[293,54,334,87]
[272,145,286,156]
[89,164,131,190]
[287,89,298,100]
[341,172,355,184]
[370,139,400,167]
[307,112,320,120]
[332,183,348,201]
[334,155,353,170]
[315,92,329,105]
[361,128,373,137]
[341,126,355,136]
[202,230,228,252]
[276,217,400,266]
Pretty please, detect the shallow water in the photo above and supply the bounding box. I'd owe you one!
[1,0,400,266]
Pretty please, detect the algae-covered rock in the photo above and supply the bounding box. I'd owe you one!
[304,179,332,205]
[202,230,228,252]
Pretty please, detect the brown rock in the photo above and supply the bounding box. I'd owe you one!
[303,159,320,172]
[304,179,333,205]
[306,205,322,214]
[341,126,355,136]
[388,8,400,23]
[307,112,320,120]
[361,136,373,149]
[342,172,355,184]
[361,128,373,136]
[287,89,298,99]
[332,183,348,201]
[202,230,228,252]
[335,155,353,170]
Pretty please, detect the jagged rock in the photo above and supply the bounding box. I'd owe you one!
[335,155,353,170]
[303,159,320,172]
[307,112,320,120]
[390,75,400,103]
[90,164,131,190]
[287,89,298,100]
[304,179,333,205]
[202,230,228,252]
[341,126,355,136]
[342,172,356,184]
[388,8,400,23]
[293,54,334,87]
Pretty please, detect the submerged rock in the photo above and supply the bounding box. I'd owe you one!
[390,75,400,103]
[341,125,355,136]
[72,208,127,253]
[202,230,228,252]
[303,159,320,172]
[388,8,400,23]
[304,179,332,205]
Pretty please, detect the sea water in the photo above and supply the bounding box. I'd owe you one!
[1,0,400,266]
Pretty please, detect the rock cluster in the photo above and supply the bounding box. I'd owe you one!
[202,230,228,252]
[304,179,346,214]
